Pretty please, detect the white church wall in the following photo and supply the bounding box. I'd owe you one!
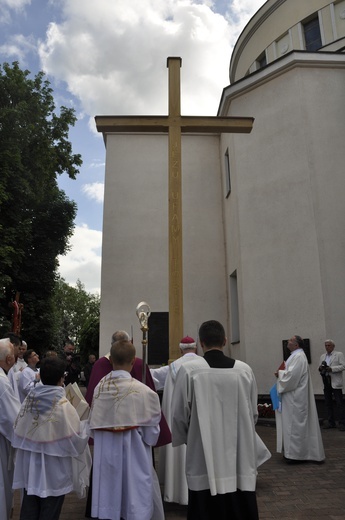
[99,133,227,358]
[181,135,228,349]
[100,134,168,355]
[221,61,345,394]
[300,67,345,347]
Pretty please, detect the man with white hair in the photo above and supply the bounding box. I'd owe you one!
[0,338,21,520]
[319,339,345,431]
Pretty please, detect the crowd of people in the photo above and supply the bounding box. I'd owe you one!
[0,324,344,520]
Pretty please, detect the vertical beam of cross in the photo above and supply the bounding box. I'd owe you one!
[168,58,183,361]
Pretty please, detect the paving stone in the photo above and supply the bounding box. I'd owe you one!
[11,423,345,519]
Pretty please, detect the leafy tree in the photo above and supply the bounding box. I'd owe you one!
[0,62,82,346]
[51,277,100,360]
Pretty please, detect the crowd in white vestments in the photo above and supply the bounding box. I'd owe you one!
[2,323,343,520]
[0,335,90,520]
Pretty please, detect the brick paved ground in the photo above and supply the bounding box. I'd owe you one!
[256,424,345,520]
[12,423,345,519]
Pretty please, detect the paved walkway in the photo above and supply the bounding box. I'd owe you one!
[12,423,345,519]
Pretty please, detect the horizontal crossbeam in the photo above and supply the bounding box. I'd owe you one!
[95,115,254,134]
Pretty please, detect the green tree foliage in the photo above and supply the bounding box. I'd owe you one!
[78,315,100,363]
[51,277,100,361]
[0,62,82,345]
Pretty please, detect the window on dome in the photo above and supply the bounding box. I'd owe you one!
[303,17,322,51]
[257,52,267,69]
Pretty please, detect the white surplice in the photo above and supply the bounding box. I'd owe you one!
[172,366,259,495]
[0,367,21,520]
[12,385,91,498]
[171,357,270,474]
[8,358,27,400]
[89,370,162,520]
[277,348,325,461]
[152,353,202,505]
[17,366,41,403]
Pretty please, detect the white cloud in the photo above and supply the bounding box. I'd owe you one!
[225,0,267,44]
[89,160,105,169]
[38,0,235,117]
[0,0,31,23]
[39,0,266,295]
[58,224,102,294]
[0,34,36,63]
[1,1,266,296]
[0,0,30,6]
[82,182,104,204]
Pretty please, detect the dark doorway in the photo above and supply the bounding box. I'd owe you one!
[148,312,169,365]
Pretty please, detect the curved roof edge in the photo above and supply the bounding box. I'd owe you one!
[230,0,284,84]
[222,50,345,116]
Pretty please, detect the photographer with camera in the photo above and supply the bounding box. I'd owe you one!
[60,340,81,386]
[319,340,345,431]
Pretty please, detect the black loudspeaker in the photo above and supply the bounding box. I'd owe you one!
[147,312,169,365]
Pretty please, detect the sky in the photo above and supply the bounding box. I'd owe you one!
[0,0,266,294]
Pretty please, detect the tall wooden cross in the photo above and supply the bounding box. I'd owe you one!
[96,57,253,361]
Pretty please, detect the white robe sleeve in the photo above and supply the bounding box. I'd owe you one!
[171,357,209,447]
[18,368,42,401]
[139,424,161,446]
[150,365,170,391]
[0,374,21,441]
[171,364,191,447]
[277,354,306,394]
[234,360,259,424]
[7,366,21,401]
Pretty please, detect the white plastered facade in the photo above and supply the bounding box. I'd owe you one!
[100,133,228,362]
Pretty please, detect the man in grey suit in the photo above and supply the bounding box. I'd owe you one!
[319,339,345,431]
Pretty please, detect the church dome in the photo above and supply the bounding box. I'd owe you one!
[230,0,345,83]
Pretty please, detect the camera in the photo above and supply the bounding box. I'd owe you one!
[319,360,328,376]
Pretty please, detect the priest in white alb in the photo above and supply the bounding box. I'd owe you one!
[12,356,91,520]
[171,320,269,520]
[276,335,325,462]
[151,335,202,505]
[0,338,21,520]
[89,339,162,520]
